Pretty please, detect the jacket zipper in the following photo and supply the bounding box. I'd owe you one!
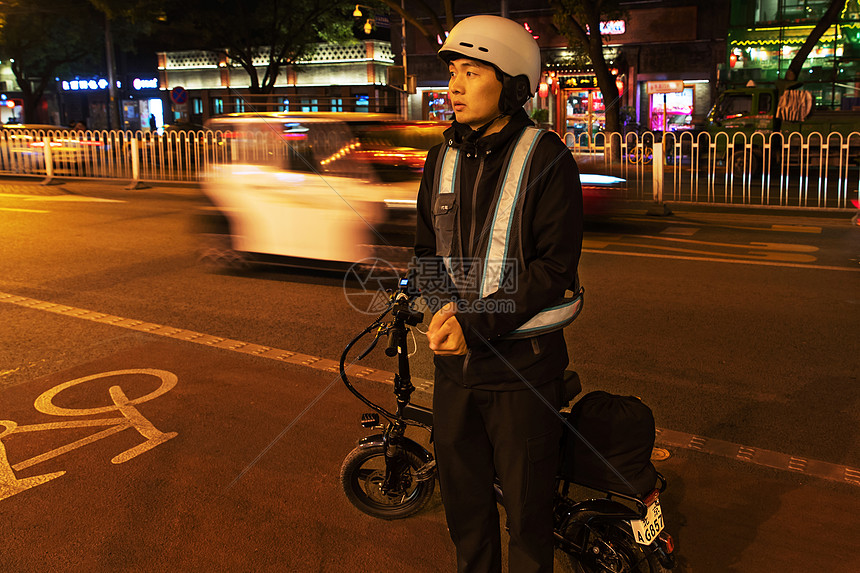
[462,153,484,383]
[467,154,485,259]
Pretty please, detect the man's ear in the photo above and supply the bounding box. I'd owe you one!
[500,74,532,114]
[513,76,530,102]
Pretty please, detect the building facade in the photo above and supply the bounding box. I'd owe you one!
[726,0,860,109]
[156,41,402,125]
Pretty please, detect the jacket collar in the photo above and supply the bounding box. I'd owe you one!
[443,108,534,154]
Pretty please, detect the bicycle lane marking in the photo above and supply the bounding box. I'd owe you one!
[2,290,858,488]
[0,291,404,390]
[1,368,178,501]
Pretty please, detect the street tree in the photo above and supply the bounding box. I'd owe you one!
[86,0,167,129]
[550,0,625,135]
[0,0,103,124]
[784,0,846,83]
[160,0,358,98]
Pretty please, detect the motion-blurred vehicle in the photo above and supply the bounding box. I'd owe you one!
[197,112,446,270]
[579,173,626,216]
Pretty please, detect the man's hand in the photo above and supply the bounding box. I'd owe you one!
[426,302,468,355]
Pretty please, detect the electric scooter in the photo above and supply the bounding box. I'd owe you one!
[339,276,676,572]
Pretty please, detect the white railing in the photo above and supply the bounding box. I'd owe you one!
[568,130,860,210]
[0,128,234,185]
[2,127,858,210]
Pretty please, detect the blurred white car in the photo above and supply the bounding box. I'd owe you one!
[197,113,446,270]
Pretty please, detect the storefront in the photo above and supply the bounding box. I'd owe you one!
[122,77,164,131]
[558,75,606,140]
[58,76,165,130]
[646,80,694,132]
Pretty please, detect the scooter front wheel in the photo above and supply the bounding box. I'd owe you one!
[340,444,435,520]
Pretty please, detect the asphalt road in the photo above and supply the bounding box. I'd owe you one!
[1,178,858,572]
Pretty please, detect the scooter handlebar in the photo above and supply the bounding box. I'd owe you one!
[385,327,398,357]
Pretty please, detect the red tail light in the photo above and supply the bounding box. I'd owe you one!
[659,531,674,554]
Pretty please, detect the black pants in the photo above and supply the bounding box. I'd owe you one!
[433,370,564,573]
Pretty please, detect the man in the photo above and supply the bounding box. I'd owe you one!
[414,15,584,573]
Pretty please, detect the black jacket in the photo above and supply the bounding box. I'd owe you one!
[414,109,583,390]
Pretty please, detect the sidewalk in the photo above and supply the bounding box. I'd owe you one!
[0,175,203,200]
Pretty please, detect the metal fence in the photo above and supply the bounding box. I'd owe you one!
[2,127,858,211]
[0,128,233,184]
[566,130,860,210]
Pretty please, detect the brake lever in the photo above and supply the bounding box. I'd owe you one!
[357,324,386,360]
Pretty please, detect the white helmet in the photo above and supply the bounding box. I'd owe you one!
[438,15,541,95]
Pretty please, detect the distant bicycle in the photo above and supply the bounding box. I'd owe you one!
[627,142,678,166]
[628,142,653,164]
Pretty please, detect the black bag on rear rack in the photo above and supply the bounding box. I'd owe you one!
[559,391,657,497]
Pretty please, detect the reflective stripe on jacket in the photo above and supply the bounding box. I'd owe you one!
[433,126,583,339]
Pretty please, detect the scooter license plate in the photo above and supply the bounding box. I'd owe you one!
[628,497,664,545]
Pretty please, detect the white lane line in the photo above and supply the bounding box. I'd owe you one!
[0,207,49,213]
[582,248,860,272]
[1,290,857,487]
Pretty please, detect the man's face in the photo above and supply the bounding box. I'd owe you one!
[447,58,503,129]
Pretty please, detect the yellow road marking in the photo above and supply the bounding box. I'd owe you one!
[627,242,817,262]
[1,368,178,500]
[0,192,121,203]
[582,236,623,249]
[582,248,859,271]
[0,207,49,213]
[608,215,824,234]
[585,233,821,263]
[626,234,820,253]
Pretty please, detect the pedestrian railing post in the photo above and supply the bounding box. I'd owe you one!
[41,134,55,185]
[126,136,144,189]
[648,141,671,216]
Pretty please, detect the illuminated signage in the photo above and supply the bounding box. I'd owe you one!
[561,75,599,89]
[61,79,122,91]
[648,80,685,94]
[585,20,626,35]
[600,20,626,35]
[132,78,158,90]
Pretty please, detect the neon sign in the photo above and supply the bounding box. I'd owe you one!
[586,20,626,35]
[61,79,122,91]
[132,78,159,90]
[600,20,626,35]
